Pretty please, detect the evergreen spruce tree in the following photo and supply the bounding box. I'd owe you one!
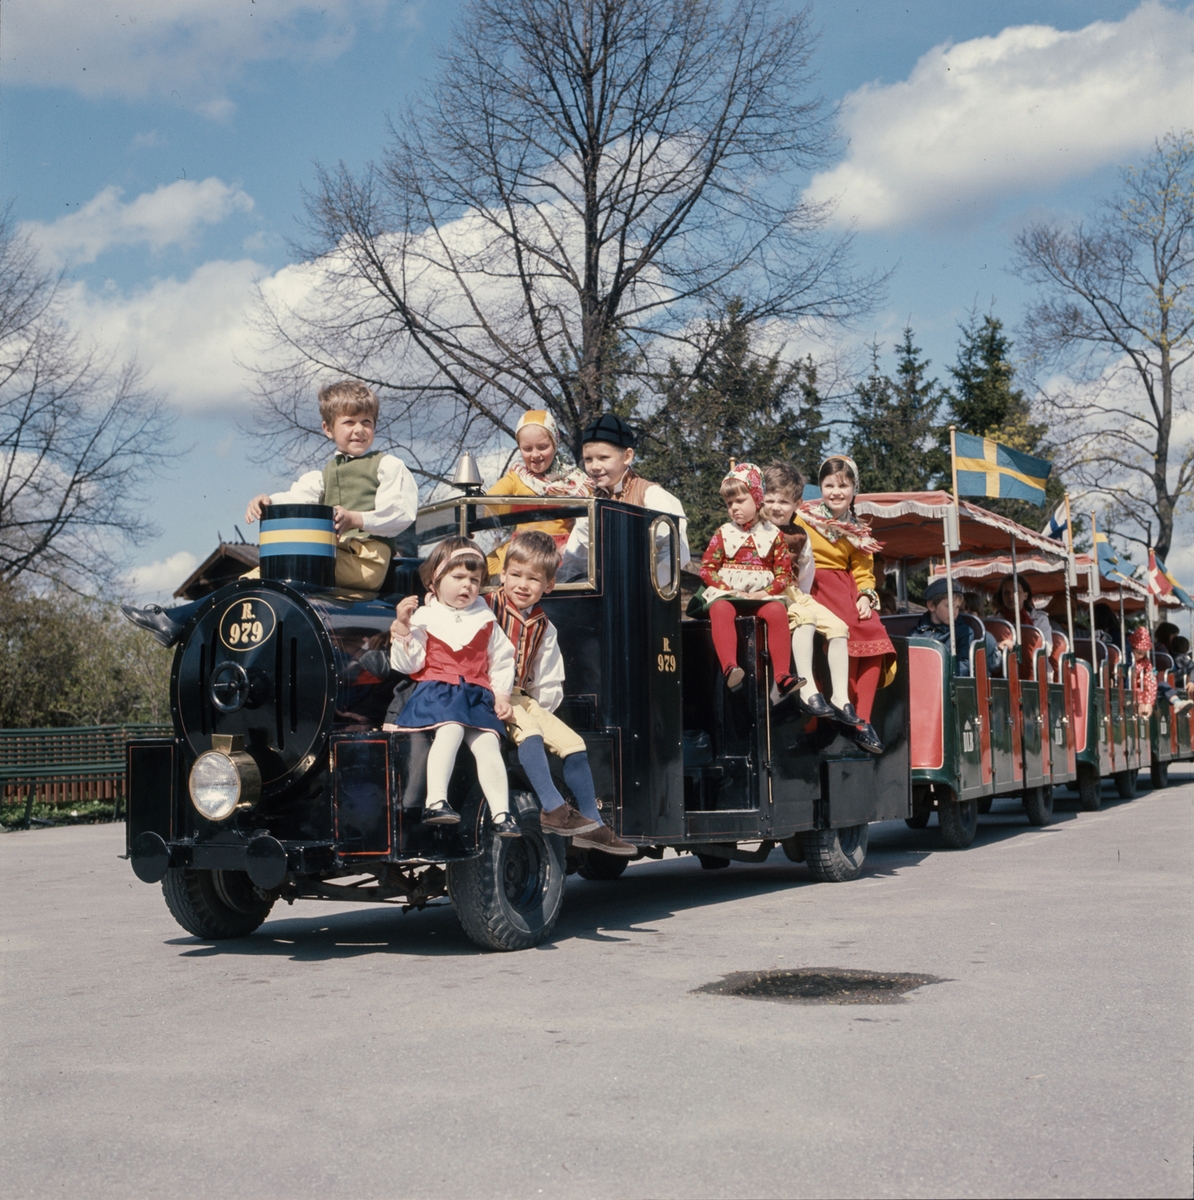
[638,300,825,552]
[848,328,946,493]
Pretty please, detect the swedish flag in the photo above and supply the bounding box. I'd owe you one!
[953,433,1052,507]
[1094,530,1135,587]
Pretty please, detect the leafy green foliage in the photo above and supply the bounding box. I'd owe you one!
[0,585,172,728]
[636,300,826,552]
[849,328,947,493]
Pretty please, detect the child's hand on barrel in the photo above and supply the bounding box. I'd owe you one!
[245,494,271,523]
[333,506,364,535]
[391,595,419,639]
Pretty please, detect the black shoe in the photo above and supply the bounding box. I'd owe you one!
[852,722,884,755]
[797,692,835,719]
[831,701,867,730]
[119,603,185,648]
[424,802,461,825]
[724,666,745,692]
[491,812,522,838]
[768,673,805,710]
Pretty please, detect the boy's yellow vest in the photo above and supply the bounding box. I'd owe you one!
[321,451,393,547]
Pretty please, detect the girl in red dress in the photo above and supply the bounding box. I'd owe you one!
[795,456,895,753]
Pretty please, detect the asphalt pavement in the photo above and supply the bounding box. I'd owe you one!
[2,775,1190,1199]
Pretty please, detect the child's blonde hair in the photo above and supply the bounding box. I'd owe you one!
[419,536,487,592]
[763,461,804,501]
[318,380,380,426]
[504,531,560,583]
[719,477,753,502]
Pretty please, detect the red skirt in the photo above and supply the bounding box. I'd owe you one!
[809,568,895,659]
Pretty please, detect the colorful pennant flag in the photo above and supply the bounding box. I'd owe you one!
[1149,549,1194,608]
[953,433,1052,507]
[1094,529,1135,587]
[1041,500,1068,541]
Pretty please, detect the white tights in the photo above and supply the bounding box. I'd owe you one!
[426,724,510,818]
[791,626,850,708]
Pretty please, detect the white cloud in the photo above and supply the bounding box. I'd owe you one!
[122,551,199,600]
[805,1,1194,230]
[24,178,254,267]
[3,0,388,112]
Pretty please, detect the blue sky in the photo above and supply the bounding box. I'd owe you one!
[3,0,1192,597]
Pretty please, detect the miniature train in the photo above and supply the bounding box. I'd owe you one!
[125,492,1190,951]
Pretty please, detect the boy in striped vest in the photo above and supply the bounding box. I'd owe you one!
[490,531,635,855]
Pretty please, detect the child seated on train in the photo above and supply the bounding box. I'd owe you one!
[695,462,802,705]
[117,384,416,645]
[913,577,999,677]
[245,380,418,591]
[485,410,590,575]
[759,461,856,723]
[489,531,635,856]
[559,412,690,579]
[387,537,521,838]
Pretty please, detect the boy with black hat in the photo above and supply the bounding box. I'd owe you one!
[559,412,690,577]
[913,577,999,676]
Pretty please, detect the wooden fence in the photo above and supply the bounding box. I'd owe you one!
[0,725,171,828]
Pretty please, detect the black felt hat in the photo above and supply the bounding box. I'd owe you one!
[924,577,954,604]
[580,412,637,449]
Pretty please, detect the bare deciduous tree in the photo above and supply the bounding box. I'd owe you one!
[254,0,880,480]
[1013,130,1194,559]
[0,215,174,589]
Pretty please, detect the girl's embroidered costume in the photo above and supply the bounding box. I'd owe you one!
[389,597,516,738]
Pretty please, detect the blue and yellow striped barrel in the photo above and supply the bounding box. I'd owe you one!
[259,503,337,587]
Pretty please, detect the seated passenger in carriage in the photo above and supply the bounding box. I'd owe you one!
[489,531,635,857]
[912,577,1000,677]
[558,413,690,580]
[484,410,590,576]
[994,575,1053,643]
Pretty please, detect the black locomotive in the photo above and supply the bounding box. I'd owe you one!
[126,494,911,950]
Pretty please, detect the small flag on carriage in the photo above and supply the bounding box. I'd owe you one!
[1148,549,1194,608]
[952,432,1052,507]
[1094,530,1135,587]
[1041,500,1068,541]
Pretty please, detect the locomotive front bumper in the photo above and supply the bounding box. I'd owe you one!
[129,831,330,888]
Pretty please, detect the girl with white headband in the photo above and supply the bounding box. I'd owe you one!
[388,536,521,836]
[794,455,896,755]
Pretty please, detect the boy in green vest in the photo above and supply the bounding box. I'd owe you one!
[120,381,417,647]
[244,380,418,591]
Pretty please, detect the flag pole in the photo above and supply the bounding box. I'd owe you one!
[1011,534,1022,648]
[1063,493,1075,651]
[1088,510,1099,662]
[946,426,960,662]
[950,425,960,508]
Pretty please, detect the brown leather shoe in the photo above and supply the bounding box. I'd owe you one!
[571,823,635,856]
[540,803,599,836]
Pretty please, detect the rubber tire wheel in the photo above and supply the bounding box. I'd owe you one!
[1076,762,1102,811]
[976,797,993,815]
[448,801,565,951]
[577,850,630,880]
[939,795,978,849]
[1023,784,1054,826]
[803,824,868,882]
[1114,768,1138,800]
[695,852,731,871]
[161,868,274,939]
[1150,759,1169,789]
[904,812,930,829]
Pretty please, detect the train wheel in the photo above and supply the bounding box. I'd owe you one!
[1150,760,1170,789]
[161,868,274,939]
[1022,785,1054,826]
[449,796,565,951]
[804,824,868,882]
[938,793,978,849]
[1114,768,1138,800]
[904,812,930,829]
[577,850,630,880]
[1076,762,1102,811]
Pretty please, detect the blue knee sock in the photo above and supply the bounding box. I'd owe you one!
[517,736,566,811]
[563,752,603,825]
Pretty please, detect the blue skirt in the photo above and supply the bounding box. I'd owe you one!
[396,680,506,739]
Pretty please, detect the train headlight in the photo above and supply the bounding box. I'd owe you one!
[189,735,261,821]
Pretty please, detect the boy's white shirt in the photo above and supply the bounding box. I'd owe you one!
[389,597,516,696]
[794,540,815,594]
[512,605,566,713]
[269,452,419,538]
[559,475,691,578]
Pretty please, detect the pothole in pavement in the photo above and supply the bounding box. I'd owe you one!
[693,968,944,1005]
